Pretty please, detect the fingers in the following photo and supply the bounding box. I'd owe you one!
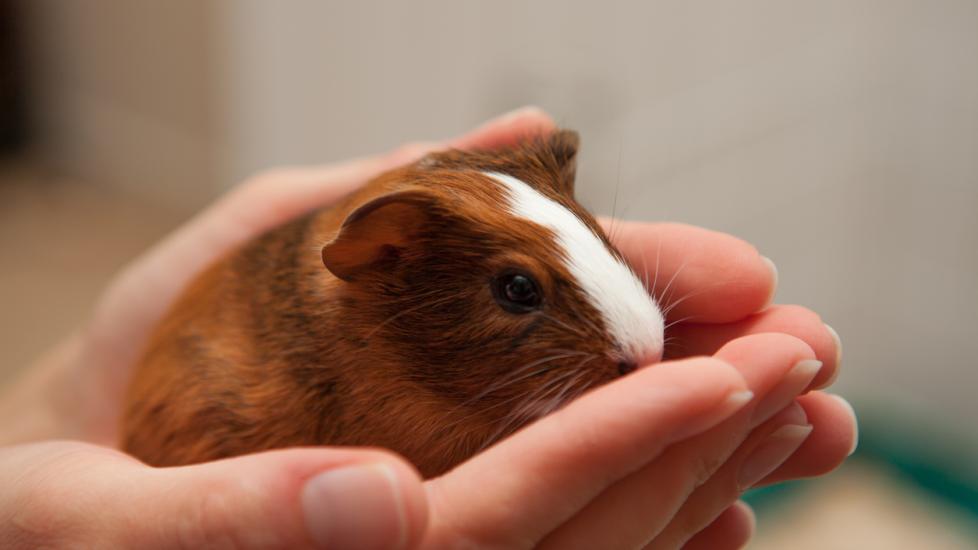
[537,333,816,549]
[449,106,556,150]
[680,501,755,550]
[1,442,428,550]
[668,305,842,390]
[757,392,857,486]
[647,392,856,547]
[601,221,776,323]
[424,358,750,548]
[646,403,812,549]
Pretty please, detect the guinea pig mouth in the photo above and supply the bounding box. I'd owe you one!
[618,360,639,376]
[611,346,664,376]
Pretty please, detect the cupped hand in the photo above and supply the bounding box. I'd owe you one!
[0,107,856,549]
[0,333,851,549]
[419,221,856,549]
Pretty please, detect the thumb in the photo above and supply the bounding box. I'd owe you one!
[3,442,428,549]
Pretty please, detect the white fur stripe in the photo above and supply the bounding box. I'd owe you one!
[485,172,664,364]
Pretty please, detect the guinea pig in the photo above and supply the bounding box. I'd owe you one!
[121,130,665,478]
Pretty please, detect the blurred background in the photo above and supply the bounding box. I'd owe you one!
[1,1,976,547]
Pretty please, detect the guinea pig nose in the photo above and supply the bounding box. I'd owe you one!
[617,360,638,376]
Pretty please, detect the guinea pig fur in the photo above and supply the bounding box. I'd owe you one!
[121,130,665,478]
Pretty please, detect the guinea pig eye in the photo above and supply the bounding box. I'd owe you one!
[492,271,542,313]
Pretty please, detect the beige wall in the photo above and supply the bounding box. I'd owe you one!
[22,0,223,209]
[21,1,978,455]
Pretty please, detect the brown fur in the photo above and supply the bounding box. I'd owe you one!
[122,131,637,477]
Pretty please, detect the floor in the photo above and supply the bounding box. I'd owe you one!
[1,160,975,548]
[752,462,977,550]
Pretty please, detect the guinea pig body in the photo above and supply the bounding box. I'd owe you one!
[122,131,665,477]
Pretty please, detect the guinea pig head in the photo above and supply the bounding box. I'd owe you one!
[320,130,665,455]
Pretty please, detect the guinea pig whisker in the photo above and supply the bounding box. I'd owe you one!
[554,372,587,410]
[560,315,601,338]
[656,259,689,308]
[432,351,594,438]
[567,375,594,411]
[565,356,601,407]
[536,312,588,338]
[660,284,720,320]
[608,143,624,244]
[651,242,662,298]
[663,315,697,331]
[661,292,690,316]
[540,362,592,418]
[663,337,687,356]
[477,354,598,453]
[503,359,594,445]
[440,363,576,445]
[639,247,651,294]
[478,369,577,452]
[362,293,460,341]
[662,335,681,351]
[456,351,590,409]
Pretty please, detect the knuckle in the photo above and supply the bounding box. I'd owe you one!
[679,357,741,385]
[688,453,726,489]
[736,331,813,356]
[168,478,289,550]
[774,304,823,325]
[694,356,735,372]
[171,478,253,549]
[426,486,532,550]
[174,489,236,549]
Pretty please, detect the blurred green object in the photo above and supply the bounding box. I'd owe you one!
[745,414,978,520]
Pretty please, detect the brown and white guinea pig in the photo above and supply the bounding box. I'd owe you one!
[122,130,665,478]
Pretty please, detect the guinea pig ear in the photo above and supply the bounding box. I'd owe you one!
[547,130,579,195]
[321,190,434,282]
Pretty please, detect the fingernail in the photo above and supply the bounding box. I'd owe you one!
[816,324,843,389]
[751,359,822,427]
[761,256,778,307]
[828,394,859,456]
[726,390,756,410]
[737,424,813,490]
[667,387,755,442]
[301,463,407,550]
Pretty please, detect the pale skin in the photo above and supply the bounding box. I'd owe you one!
[0,107,856,549]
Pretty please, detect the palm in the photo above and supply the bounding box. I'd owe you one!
[58,109,852,548]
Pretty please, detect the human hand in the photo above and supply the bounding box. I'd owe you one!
[0,336,850,549]
[0,107,855,548]
[419,223,855,549]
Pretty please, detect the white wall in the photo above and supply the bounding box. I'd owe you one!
[25,0,978,459]
[23,0,224,210]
